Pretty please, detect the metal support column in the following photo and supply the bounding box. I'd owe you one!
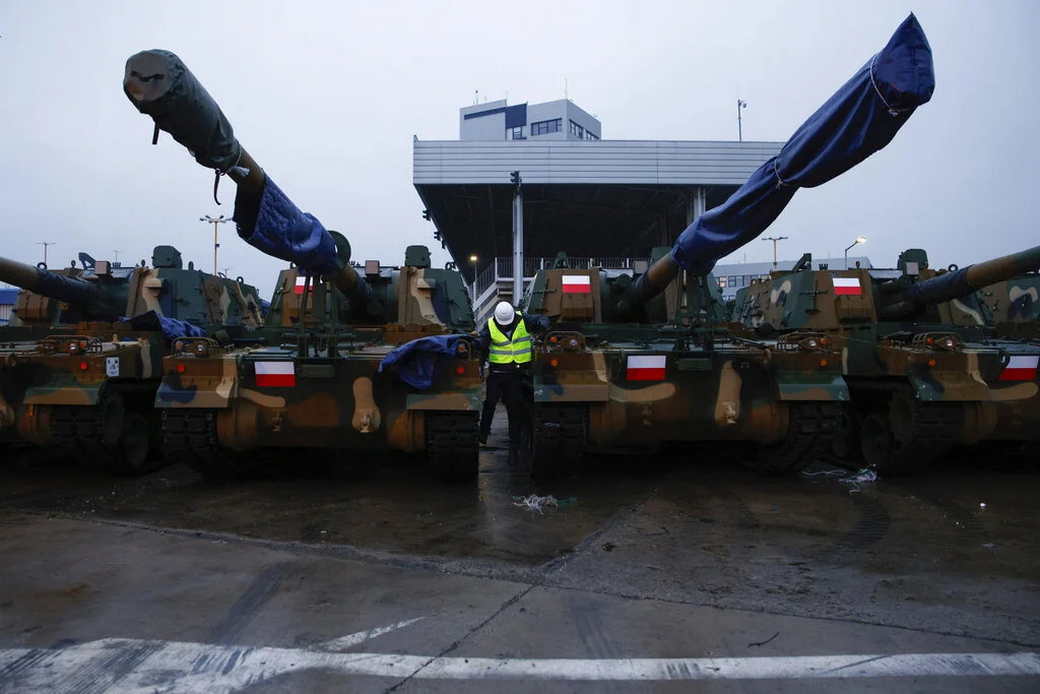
[687,186,707,227]
[511,171,524,304]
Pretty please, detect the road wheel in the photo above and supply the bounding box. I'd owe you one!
[860,392,957,476]
[748,402,844,475]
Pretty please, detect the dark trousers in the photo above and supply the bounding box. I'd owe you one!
[480,370,532,449]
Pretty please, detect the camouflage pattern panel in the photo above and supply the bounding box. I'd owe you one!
[9,267,84,327]
[733,268,877,332]
[769,332,849,402]
[986,343,1040,441]
[267,268,337,328]
[976,275,1040,326]
[870,332,1036,403]
[533,330,843,447]
[159,337,481,452]
[937,290,991,327]
[411,267,475,331]
[125,265,264,328]
[395,266,461,329]
[156,338,239,409]
[527,269,602,323]
[18,334,155,406]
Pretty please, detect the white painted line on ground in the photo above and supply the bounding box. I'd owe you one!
[0,639,1036,693]
[315,616,426,652]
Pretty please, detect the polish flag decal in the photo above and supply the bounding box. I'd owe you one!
[255,361,296,387]
[833,277,862,296]
[999,355,1039,382]
[562,275,592,294]
[626,355,667,381]
[293,276,313,295]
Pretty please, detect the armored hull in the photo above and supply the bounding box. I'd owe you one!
[524,262,847,479]
[0,247,264,474]
[731,248,1040,474]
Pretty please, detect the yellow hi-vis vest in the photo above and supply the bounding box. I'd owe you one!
[487,312,532,365]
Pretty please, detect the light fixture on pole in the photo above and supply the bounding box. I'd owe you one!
[761,235,789,268]
[36,241,55,267]
[468,254,479,305]
[845,236,867,269]
[200,214,231,275]
[736,99,748,142]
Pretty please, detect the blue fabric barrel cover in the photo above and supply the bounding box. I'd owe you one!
[673,14,934,275]
[235,176,341,277]
[379,335,469,389]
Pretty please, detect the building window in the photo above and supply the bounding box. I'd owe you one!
[569,120,584,138]
[728,276,737,287]
[718,277,727,288]
[585,131,599,141]
[531,118,562,136]
[507,126,525,140]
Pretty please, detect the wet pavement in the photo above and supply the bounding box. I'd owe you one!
[0,414,1038,692]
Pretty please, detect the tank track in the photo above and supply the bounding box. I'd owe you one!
[49,404,153,475]
[531,404,587,481]
[161,409,253,479]
[749,402,846,475]
[861,396,960,476]
[426,412,479,483]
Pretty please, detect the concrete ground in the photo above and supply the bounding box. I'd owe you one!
[0,414,1037,692]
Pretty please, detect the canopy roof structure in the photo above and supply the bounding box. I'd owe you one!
[413,138,783,282]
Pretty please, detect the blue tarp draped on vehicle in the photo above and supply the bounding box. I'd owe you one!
[123,310,206,340]
[235,177,340,276]
[673,14,934,274]
[378,335,468,390]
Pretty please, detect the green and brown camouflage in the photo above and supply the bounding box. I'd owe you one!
[522,250,848,479]
[154,247,483,482]
[0,246,265,472]
[123,49,483,482]
[729,245,1040,474]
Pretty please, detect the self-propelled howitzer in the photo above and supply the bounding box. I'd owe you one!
[729,245,1040,475]
[123,50,483,482]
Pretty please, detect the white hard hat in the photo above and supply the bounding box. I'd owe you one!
[494,301,515,325]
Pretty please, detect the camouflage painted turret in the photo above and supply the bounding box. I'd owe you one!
[124,50,482,483]
[0,245,265,474]
[519,251,848,479]
[730,244,1040,474]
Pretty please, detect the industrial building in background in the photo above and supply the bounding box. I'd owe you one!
[713,256,873,301]
[414,98,784,322]
[0,287,17,325]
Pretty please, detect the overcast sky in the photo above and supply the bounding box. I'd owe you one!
[1,0,1037,296]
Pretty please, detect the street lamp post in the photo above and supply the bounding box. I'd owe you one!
[737,99,748,142]
[468,254,479,305]
[36,241,55,267]
[845,236,867,269]
[761,236,789,268]
[200,215,231,275]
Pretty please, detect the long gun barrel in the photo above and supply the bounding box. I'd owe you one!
[879,244,1040,320]
[0,256,123,320]
[122,50,374,313]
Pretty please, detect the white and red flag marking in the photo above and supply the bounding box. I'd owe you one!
[999,355,1039,382]
[626,355,667,381]
[294,276,314,295]
[832,277,862,296]
[562,274,592,294]
[255,361,296,387]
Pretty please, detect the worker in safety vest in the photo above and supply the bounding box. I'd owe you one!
[477,300,549,462]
